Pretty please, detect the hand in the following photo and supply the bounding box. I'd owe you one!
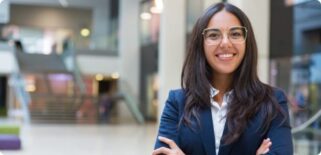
[152,136,185,155]
[256,138,272,155]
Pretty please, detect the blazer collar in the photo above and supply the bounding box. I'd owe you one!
[199,107,216,155]
[199,106,235,155]
[217,123,234,155]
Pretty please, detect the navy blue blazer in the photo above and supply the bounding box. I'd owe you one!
[154,88,293,155]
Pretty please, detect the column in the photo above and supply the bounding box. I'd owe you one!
[158,0,186,119]
[119,0,140,101]
[228,0,270,83]
[117,0,141,122]
[203,0,222,9]
[91,0,109,50]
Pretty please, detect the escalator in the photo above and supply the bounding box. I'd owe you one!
[14,46,100,123]
[291,106,321,155]
[1,41,144,124]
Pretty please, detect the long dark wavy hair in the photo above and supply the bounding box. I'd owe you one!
[181,2,287,144]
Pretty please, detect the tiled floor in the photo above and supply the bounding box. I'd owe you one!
[3,122,317,155]
[1,123,157,155]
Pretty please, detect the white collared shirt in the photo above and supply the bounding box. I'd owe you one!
[210,87,232,155]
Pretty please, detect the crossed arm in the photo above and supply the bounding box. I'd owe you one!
[152,136,272,155]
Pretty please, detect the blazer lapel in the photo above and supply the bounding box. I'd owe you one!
[199,107,216,155]
[217,122,235,155]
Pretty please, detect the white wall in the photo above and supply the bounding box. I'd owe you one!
[76,55,119,75]
[0,43,16,74]
[0,0,9,24]
[10,5,92,29]
[0,52,16,74]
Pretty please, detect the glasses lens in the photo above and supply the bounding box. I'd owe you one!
[203,29,222,45]
[228,27,247,43]
[203,27,247,45]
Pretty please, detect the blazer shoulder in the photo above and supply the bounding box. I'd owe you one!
[169,88,186,99]
[271,87,288,103]
[167,89,186,108]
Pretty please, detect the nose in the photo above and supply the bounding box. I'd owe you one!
[219,34,232,49]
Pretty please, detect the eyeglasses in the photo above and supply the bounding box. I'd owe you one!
[202,26,248,45]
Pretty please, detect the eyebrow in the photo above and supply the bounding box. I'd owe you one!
[203,26,245,32]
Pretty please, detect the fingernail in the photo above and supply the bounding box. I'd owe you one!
[158,136,164,139]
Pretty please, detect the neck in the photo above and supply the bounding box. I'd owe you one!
[211,74,233,106]
[212,74,233,93]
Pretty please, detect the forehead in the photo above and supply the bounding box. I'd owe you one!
[206,10,242,30]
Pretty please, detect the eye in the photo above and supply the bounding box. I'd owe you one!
[205,31,221,40]
[229,30,244,39]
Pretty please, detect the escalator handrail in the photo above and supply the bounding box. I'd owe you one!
[292,108,321,133]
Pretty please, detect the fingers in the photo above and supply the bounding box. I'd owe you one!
[152,147,171,155]
[153,136,185,155]
[257,138,272,155]
[262,138,272,150]
[158,136,179,149]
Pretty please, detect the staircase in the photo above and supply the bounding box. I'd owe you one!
[29,95,84,123]
[12,44,98,123]
[8,41,144,124]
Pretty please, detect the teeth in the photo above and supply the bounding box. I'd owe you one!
[218,53,233,58]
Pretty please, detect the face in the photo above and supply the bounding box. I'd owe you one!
[203,10,246,78]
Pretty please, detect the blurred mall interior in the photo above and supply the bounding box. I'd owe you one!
[0,0,320,154]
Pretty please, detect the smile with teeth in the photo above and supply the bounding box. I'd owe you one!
[216,53,235,58]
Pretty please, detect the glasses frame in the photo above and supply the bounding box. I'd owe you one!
[202,26,248,45]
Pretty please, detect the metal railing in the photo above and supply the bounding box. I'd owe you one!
[292,108,321,134]
[118,80,145,124]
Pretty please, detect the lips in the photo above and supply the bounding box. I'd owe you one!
[215,53,236,60]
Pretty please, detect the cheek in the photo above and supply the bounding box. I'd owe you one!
[203,45,212,60]
[236,45,246,58]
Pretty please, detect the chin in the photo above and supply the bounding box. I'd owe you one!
[213,66,237,73]
[214,69,236,76]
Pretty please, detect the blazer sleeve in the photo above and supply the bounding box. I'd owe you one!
[267,90,293,155]
[154,90,180,149]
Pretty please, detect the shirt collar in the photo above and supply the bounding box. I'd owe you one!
[210,86,219,98]
[209,85,233,98]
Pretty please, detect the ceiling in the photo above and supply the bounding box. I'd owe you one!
[9,0,109,9]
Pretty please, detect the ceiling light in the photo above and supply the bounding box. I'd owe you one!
[0,0,4,4]
[26,85,36,92]
[151,0,163,14]
[95,74,104,81]
[111,73,120,79]
[80,28,90,37]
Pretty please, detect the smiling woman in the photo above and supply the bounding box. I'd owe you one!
[153,2,293,155]
[203,10,246,77]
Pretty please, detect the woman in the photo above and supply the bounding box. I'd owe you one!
[153,2,293,155]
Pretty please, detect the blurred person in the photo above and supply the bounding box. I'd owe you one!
[153,2,293,155]
[98,91,115,123]
[51,42,57,53]
[14,40,24,52]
